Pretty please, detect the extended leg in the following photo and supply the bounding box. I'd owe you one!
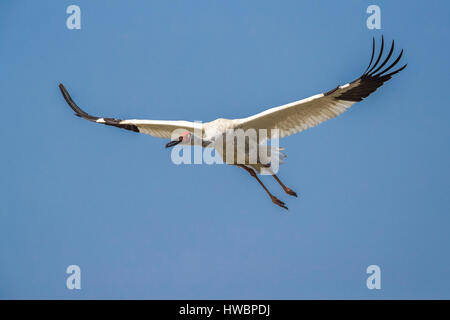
[237,165,288,210]
[273,174,298,197]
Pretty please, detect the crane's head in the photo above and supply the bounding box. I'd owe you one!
[165,131,192,148]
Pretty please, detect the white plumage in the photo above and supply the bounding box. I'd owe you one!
[59,36,406,209]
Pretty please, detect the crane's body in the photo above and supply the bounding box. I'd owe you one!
[59,36,406,210]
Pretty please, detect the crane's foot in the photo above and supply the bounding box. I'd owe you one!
[284,187,298,197]
[271,196,288,210]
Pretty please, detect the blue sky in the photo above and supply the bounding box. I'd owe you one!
[1,0,449,299]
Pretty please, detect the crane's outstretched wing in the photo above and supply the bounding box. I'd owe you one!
[236,36,407,138]
[59,84,202,139]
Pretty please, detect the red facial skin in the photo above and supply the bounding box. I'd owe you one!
[180,131,191,143]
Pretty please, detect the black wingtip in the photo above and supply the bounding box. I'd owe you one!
[59,83,79,114]
[382,63,408,78]
[59,83,140,133]
[58,83,72,102]
[58,83,98,121]
[362,35,407,80]
[363,37,376,74]
[332,36,406,102]
[59,83,70,102]
[375,48,404,78]
[368,39,395,76]
[366,35,384,75]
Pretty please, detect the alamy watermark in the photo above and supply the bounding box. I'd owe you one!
[366,5,381,30]
[166,124,284,175]
[66,5,81,30]
[66,265,81,290]
[366,265,381,290]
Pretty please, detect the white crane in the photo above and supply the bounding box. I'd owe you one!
[59,36,406,210]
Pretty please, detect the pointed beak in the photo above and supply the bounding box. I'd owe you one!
[165,136,183,148]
